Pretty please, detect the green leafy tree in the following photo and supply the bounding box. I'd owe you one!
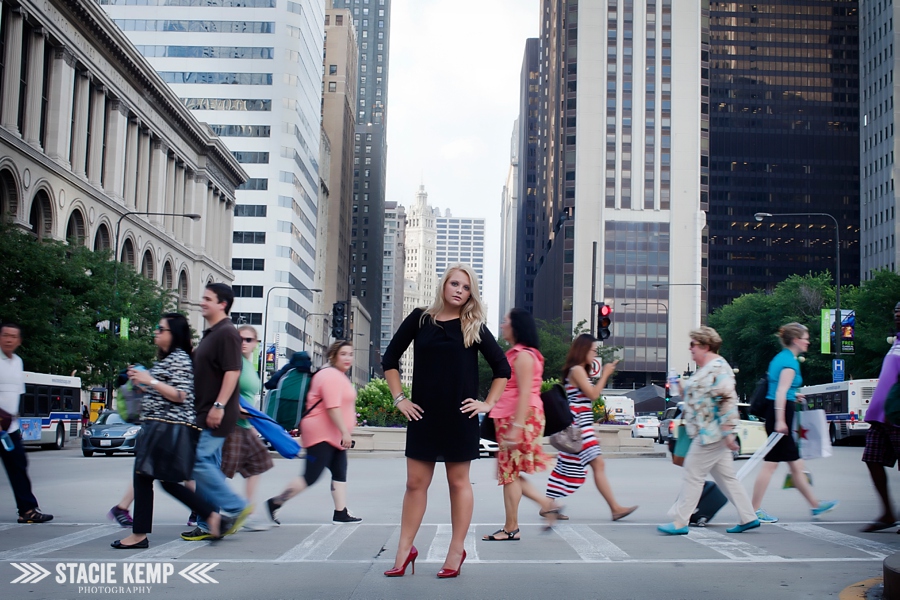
[842,269,900,378]
[355,378,410,427]
[0,224,173,387]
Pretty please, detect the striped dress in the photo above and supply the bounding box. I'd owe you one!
[546,371,602,499]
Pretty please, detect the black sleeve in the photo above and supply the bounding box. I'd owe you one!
[478,325,511,380]
[382,308,422,372]
[264,365,288,390]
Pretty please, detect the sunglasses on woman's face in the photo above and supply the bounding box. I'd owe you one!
[155,325,170,333]
[241,337,257,343]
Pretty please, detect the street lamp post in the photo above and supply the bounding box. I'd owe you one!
[754,211,841,357]
[302,312,330,352]
[652,282,708,321]
[113,211,202,290]
[259,285,321,400]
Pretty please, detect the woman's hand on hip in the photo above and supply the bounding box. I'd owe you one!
[396,398,424,421]
[460,398,490,418]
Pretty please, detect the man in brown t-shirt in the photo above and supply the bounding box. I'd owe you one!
[182,283,251,541]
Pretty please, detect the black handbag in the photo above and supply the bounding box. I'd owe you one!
[541,384,573,436]
[748,376,769,419]
[134,418,200,482]
[479,414,497,442]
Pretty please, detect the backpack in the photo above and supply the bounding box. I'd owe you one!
[264,363,324,431]
[748,376,769,419]
[116,382,143,423]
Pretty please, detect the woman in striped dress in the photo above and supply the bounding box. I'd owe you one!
[545,334,638,521]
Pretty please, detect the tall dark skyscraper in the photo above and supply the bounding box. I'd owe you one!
[332,0,391,374]
[707,1,860,310]
[516,38,541,316]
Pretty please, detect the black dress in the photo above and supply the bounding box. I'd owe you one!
[382,308,511,462]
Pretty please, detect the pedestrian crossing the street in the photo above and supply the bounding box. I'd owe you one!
[0,521,897,565]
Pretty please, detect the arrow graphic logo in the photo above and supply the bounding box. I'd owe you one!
[179,562,219,584]
[10,562,51,584]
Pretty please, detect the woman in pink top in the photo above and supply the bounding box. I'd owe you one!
[467,309,559,541]
[265,341,362,525]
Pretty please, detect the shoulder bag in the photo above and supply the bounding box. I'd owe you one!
[133,417,200,482]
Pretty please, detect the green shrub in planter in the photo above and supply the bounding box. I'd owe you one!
[356,378,410,427]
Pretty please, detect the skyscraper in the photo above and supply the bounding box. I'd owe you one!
[532,0,707,385]
[100,0,326,363]
[499,119,519,323]
[707,1,860,309]
[400,185,437,386]
[860,0,894,278]
[435,212,485,283]
[332,0,391,375]
[381,201,406,354]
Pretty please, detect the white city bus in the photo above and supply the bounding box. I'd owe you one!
[798,378,877,444]
[18,372,83,449]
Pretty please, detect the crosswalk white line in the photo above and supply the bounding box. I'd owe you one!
[554,524,629,561]
[276,524,360,562]
[776,523,898,558]
[686,528,779,561]
[426,524,452,563]
[0,525,120,560]
[0,523,22,532]
[130,539,212,560]
[464,525,480,563]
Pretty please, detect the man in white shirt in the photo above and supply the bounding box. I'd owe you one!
[0,324,52,523]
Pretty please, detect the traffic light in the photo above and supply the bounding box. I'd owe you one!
[331,301,347,339]
[597,302,613,341]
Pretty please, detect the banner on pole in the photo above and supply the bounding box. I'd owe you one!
[820,309,855,354]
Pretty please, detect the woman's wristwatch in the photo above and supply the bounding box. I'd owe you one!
[150,379,159,388]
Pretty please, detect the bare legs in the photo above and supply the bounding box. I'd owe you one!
[867,462,895,523]
[272,476,309,505]
[392,459,472,571]
[116,484,135,511]
[752,459,819,510]
[589,456,634,516]
[493,476,555,536]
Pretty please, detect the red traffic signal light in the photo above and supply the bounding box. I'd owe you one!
[597,302,612,340]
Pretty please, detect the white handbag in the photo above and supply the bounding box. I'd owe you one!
[549,424,582,454]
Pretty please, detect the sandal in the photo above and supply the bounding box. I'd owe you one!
[612,506,639,522]
[18,509,53,523]
[483,528,520,541]
[540,508,569,520]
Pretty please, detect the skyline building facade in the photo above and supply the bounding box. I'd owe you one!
[499,119,518,325]
[332,0,391,377]
[100,0,325,365]
[707,1,860,310]
[860,0,896,278]
[381,200,406,354]
[435,213,485,284]
[532,0,707,386]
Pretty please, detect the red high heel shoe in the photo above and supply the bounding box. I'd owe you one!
[437,550,466,579]
[384,546,418,577]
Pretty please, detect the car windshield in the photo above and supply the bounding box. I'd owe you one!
[95,412,126,425]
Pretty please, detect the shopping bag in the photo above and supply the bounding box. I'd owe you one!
[783,471,813,489]
[735,432,783,481]
[794,409,832,460]
[671,424,692,466]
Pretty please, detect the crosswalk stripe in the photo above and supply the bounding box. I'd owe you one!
[686,528,779,561]
[276,524,360,562]
[776,523,898,558]
[0,525,120,560]
[129,539,212,560]
[426,524,452,563]
[554,524,629,561]
[464,525,480,563]
[0,523,22,532]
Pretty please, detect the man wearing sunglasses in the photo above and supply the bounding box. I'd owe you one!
[182,283,251,541]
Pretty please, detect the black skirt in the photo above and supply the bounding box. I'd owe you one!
[764,401,800,463]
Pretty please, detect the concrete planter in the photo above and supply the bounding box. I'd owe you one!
[594,424,655,453]
[351,426,406,452]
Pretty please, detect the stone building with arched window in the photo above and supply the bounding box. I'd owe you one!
[0,0,247,333]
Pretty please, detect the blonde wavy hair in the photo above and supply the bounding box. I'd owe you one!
[422,264,486,348]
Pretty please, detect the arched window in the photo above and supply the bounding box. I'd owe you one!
[0,169,18,221]
[65,209,86,246]
[178,270,189,307]
[140,250,154,279]
[29,190,53,240]
[93,223,110,251]
[120,239,135,266]
[162,261,174,290]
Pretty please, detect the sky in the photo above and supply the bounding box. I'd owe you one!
[384,0,539,327]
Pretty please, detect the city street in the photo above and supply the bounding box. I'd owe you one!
[0,443,896,599]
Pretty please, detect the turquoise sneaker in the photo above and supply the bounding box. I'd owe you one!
[726,519,761,533]
[657,523,689,535]
[755,508,778,524]
[811,500,839,517]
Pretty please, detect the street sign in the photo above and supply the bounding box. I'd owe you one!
[832,359,845,383]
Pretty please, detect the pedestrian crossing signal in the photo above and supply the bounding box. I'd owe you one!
[597,303,613,341]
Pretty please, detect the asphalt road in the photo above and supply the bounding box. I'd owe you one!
[0,441,897,599]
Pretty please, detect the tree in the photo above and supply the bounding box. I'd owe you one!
[355,378,410,427]
[0,224,173,387]
[842,269,900,378]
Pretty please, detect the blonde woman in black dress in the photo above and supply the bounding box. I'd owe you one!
[382,264,510,578]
